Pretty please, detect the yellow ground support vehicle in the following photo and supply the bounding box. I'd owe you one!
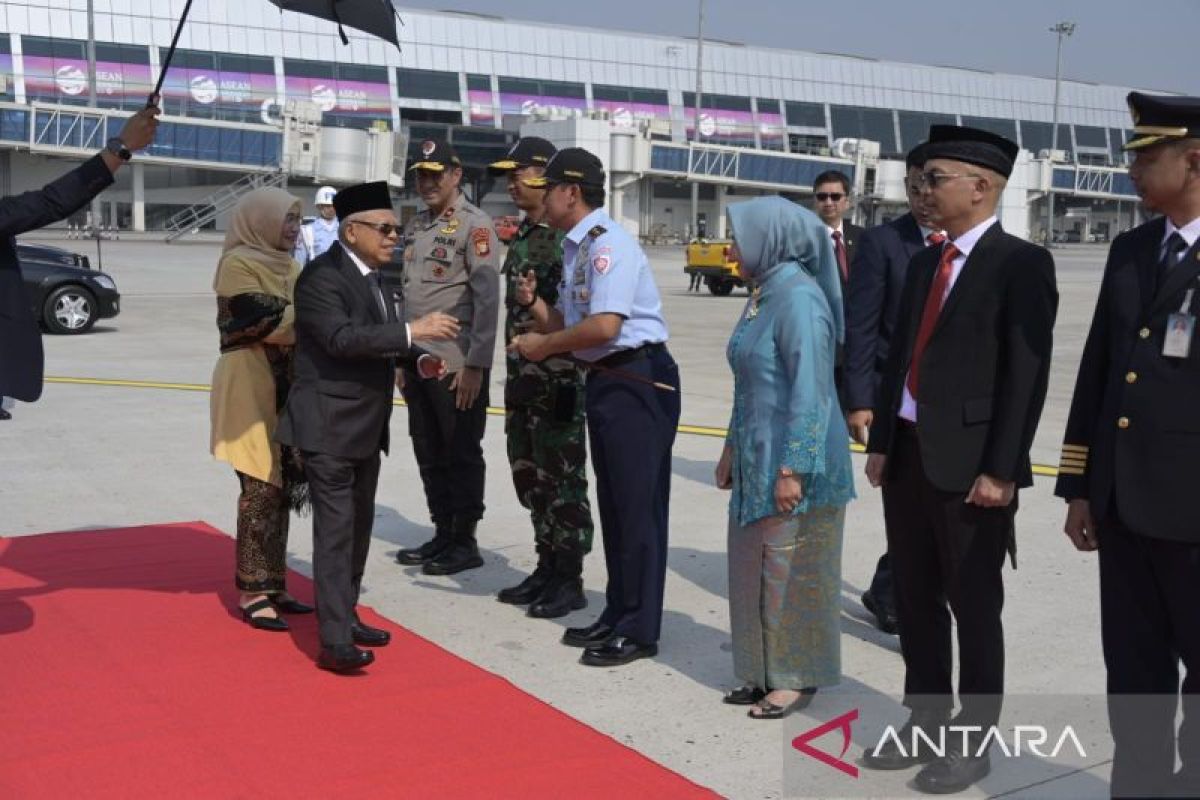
[684,239,745,296]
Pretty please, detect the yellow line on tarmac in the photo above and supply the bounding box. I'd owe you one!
[44,376,1063,478]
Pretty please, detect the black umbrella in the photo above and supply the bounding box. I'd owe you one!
[150,0,401,105]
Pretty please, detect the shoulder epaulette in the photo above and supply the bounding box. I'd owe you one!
[587,225,607,239]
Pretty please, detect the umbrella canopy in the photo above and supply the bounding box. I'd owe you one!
[268,0,401,47]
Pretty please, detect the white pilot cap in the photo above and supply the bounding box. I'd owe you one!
[314,186,337,206]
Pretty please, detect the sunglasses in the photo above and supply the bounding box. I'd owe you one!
[351,220,402,238]
[815,192,845,202]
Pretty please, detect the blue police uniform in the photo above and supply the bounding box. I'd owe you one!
[558,207,680,645]
[293,217,339,265]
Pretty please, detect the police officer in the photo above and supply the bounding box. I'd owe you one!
[488,138,595,618]
[1056,92,1200,800]
[510,148,680,667]
[394,139,502,575]
[293,186,339,266]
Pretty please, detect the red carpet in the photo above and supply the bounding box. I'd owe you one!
[0,523,715,799]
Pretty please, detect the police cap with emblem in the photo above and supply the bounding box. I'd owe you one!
[409,138,462,172]
[489,137,557,173]
[1124,91,1200,151]
[923,124,1019,178]
[522,147,605,188]
[332,180,393,220]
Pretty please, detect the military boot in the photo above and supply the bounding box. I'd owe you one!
[527,549,587,619]
[423,517,484,575]
[396,522,452,565]
[497,544,555,605]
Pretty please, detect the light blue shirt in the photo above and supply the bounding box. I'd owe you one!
[293,217,339,265]
[557,207,668,362]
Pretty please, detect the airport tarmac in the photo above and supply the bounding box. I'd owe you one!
[2,234,1116,798]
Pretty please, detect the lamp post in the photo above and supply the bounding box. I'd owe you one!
[1046,20,1075,248]
[689,0,704,241]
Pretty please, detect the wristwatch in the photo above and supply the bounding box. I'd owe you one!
[105,137,132,161]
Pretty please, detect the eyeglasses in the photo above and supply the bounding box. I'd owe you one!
[814,192,845,202]
[918,171,980,189]
[350,220,402,238]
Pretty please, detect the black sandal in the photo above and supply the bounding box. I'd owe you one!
[271,595,315,614]
[747,687,817,720]
[241,598,289,632]
[723,685,767,705]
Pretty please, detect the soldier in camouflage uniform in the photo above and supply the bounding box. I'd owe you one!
[490,138,594,619]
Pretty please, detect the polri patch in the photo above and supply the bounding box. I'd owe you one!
[472,227,491,257]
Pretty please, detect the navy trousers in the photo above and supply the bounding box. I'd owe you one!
[585,346,680,645]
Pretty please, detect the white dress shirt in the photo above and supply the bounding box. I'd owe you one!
[899,215,998,422]
[1163,215,1200,254]
[344,245,411,347]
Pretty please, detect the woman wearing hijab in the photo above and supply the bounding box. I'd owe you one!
[715,196,855,719]
[210,187,312,631]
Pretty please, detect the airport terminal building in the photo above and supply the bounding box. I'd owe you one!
[0,2,1164,241]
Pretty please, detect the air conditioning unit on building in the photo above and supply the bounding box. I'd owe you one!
[832,138,880,162]
[1038,149,1068,163]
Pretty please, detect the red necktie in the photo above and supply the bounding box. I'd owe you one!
[906,241,960,399]
[832,230,848,281]
[926,231,946,247]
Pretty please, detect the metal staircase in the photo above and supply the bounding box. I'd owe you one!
[163,171,288,242]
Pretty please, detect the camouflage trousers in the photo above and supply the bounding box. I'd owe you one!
[504,365,594,555]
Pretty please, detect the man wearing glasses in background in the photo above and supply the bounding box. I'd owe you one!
[862,126,1057,794]
[811,169,863,414]
[394,139,502,576]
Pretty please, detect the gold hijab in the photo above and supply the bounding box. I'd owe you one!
[215,187,302,290]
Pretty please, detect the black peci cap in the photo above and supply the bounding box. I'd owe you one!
[924,125,1019,178]
[522,147,605,189]
[1124,91,1200,151]
[489,137,557,172]
[332,181,393,220]
[409,138,461,172]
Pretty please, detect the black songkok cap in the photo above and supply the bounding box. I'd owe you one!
[332,181,393,220]
[522,147,605,188]
[1124,91,1200,151]
[924,125,1019,178]
[489,137,557,172]
[905,141,929,170]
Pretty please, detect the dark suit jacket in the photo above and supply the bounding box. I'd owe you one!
[844,213,926,411]
[868,222,1058,492]
[1055,218,1200,542]
[276,242,426,461]
[832,221,865,409]
[838,221,864,291]
[0,155,113,401]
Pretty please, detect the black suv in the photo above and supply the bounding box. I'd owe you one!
[17,242,121,334]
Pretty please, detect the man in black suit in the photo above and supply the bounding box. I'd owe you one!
[845,143,942,635]
[0,104,159,417]
[1056,92,1200,800]
[861,126,1058,794]
[276,181,459,673]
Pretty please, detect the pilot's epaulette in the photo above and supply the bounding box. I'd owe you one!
[1058,444,1088,476]
[587,225,607,239]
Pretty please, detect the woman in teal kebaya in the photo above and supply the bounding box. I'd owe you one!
[715,196,855,719]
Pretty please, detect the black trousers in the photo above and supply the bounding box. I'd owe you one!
[401,369,488,527]
[586,347,680,645]
[1099,514,1200,799]
[304,450,381,647]
[867,553,895,610]
[882,423,1010,727]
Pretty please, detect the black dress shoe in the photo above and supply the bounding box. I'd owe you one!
[497,569,553,605]
[396,534,451,566]
[914,749,991,794]
[0,408,10,420]
[861,591,899,635]
[723,685,767,705]
[317,644,374,673]
[351,621,391,647]
[423,543,484,576]
[580,636,657,667]
[561,621,614,647]
[862,712,950,770]
[241,598,289,632]
[271,596,315,614]
[527,578,587,619]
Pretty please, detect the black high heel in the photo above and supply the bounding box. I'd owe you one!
[271,596,315,614]
[241,598,289,632]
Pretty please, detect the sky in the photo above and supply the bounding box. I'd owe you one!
[396,0,1198,94]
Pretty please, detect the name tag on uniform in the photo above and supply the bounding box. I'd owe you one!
[1164,288,1195,358]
